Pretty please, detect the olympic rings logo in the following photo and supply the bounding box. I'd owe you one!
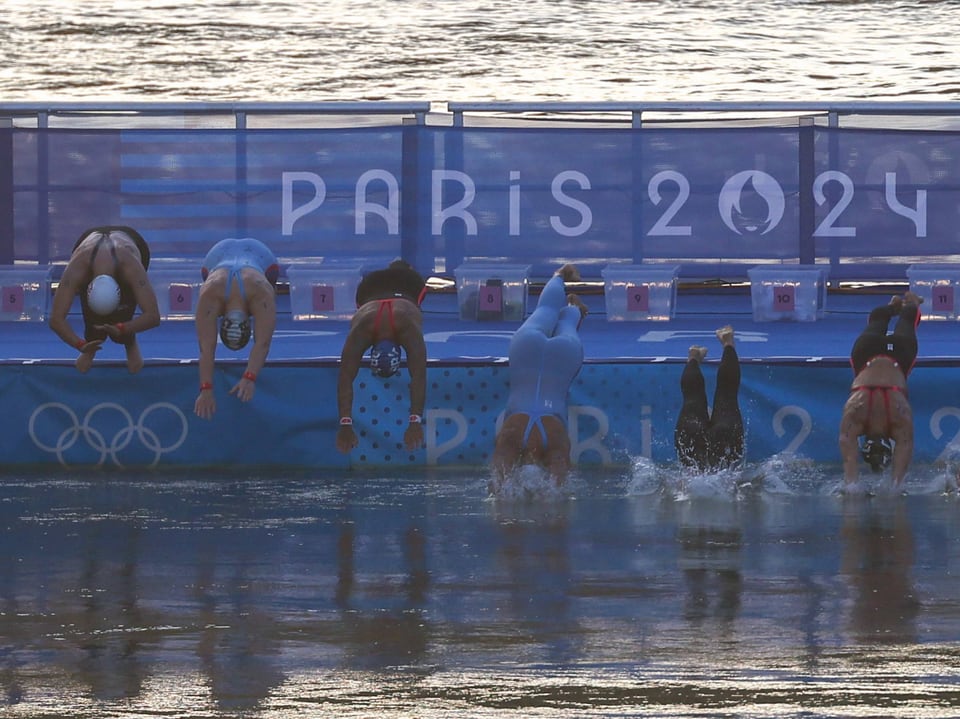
[28,402,189,468]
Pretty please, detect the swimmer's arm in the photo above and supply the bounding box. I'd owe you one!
[124,263,161,334]
[403,331,427,417]
[245,289,277,378]
[195,290,220,386]
[336,326,368,419]
[49,263,86,349]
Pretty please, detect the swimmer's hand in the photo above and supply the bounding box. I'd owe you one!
[77,339,103,353]
[404,422,424,451]
[336,425,358,454]
[194,390,216,420]
[93,324,124,340]
[230,376,256,403]
[75,340,103,373]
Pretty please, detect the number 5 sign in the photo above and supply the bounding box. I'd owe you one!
[2,285,24,313]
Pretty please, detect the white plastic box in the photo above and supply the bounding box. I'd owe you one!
[601,264,680,321]
[906,263,960,320]
[148,261,202,320]
[454,263,531,322]
[748,265,828,322]
[288,263,364,320]
[0,265,53,321]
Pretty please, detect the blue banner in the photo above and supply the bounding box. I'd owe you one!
[7,126,960,277]
[4,363,959,472]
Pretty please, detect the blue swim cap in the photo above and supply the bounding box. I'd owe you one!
[370,340,401,378]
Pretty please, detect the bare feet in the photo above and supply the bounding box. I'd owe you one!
[688,345,707,363]
[716,325,735,347]
[567,293,588,321]
[556,263,581,282]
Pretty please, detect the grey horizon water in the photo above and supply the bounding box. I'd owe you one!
[0,0,958,103]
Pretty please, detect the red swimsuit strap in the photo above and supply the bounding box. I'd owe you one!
[854,385,903,437]
[374,299,397,341]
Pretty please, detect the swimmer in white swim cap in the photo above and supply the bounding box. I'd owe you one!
[86,274,121,316]
[194,238,280,420]
[49,226,160,374]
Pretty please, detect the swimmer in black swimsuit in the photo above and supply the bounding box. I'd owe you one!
[675,325,745,473]
[49,226,160,374]
[839,292,921,489]
[336,259,428,454]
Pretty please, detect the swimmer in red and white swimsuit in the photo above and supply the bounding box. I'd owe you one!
[839,292,922,490]
[336,259,428,454]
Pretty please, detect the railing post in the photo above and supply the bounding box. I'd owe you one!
[0,117,13,264]
[401,115,430,273]
[235,110,248,238]
[37,112,49,265]
[798,116,816,265]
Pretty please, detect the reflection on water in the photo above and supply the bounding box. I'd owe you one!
[1,464,960,718]
[842,497,919,645]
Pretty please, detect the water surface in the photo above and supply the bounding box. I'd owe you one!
[1,0,958,102]
[1,463,959,717]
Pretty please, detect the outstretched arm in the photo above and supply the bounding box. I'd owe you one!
[336,325,368,453]
[230,283,276,403]
[194,291,220,419]
[838,396,863,487]
[402,331,428,450]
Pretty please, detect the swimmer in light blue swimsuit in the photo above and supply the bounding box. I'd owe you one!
[194,238,280,420]
[491,264,587,488]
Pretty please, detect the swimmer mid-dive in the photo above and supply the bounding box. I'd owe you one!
[336,259,428,454]
[194,238,280,419]
[49,226,159,375]
[838,292,921,489]
[674,325,745,473]
[490,264,587,489]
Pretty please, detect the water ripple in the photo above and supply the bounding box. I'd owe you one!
[1,0,957,101]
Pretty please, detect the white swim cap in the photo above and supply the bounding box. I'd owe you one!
[86,274,121,316]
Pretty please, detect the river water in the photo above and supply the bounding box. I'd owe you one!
[0,0,958,103]
[1,464,960,718]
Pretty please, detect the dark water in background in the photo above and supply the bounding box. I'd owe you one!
[1,0,958,103]
[2,463,960,718]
